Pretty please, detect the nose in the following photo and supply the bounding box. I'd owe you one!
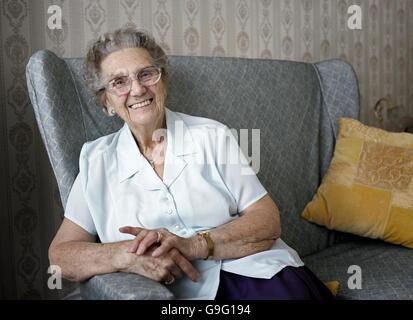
[129,78,147,96]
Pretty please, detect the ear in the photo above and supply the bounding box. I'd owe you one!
[99,91,107,106]
[98,91,111,112]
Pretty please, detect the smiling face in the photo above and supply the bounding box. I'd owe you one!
[100,47,166,128]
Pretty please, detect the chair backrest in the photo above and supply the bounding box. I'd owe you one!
[26,50,359,256]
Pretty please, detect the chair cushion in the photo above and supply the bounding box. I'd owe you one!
[303,236,413,299]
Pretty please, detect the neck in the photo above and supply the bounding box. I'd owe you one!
[130,112,167,155]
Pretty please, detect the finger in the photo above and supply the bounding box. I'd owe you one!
[168,264,183,280]
[151,241,174,258]
[174,254,200,282]
[128,230,148,253]
[136,231,159,255]
[119,226,144,236]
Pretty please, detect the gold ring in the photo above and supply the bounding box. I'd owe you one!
[156,231,162,243]
[164,275,175,285]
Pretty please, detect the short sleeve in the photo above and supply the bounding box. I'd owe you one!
[215,126,268,213]
[64,173,97,235]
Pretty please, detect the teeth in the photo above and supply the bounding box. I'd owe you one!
[130,99,152,109]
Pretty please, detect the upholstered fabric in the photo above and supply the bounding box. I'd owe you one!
[302,118,413,249]
[80,272,174,300]
[303,236,413,300]
[27,50,365,300]
[26,51,123,209]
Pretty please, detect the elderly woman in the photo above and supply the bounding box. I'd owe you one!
[49,27,333,300]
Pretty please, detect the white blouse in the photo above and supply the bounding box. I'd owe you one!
[65,107,304,299]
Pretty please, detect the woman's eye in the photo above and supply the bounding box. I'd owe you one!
[140,71,151,78]
[113,77,127,86]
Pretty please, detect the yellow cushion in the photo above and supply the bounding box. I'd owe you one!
[302,118,413,249]
[324,281,340,296]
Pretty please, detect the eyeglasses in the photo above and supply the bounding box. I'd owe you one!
[103,66,162,95]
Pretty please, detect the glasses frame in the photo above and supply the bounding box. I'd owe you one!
[102,66,162,96]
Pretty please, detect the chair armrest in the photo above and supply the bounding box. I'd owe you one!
[80,272,174,300]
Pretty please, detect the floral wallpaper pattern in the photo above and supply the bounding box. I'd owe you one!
[0,0,412,299]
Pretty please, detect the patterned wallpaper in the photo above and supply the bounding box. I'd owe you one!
[0,0,412,299]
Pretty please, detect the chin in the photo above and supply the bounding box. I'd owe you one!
[128,102,160,126]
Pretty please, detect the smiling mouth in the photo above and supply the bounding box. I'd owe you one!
[128,98,154,110]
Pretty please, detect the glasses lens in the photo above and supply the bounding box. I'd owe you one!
[138,67,161,86]
[109,76,130,94]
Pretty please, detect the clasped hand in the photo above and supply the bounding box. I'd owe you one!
[119,226,203,283]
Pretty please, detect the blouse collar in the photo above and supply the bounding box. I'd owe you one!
[116,107,198,187]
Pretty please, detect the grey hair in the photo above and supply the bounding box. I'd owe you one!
[84,27,169,109]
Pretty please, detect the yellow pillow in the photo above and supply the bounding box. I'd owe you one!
[324,281,340,296]
[302,118,413,249]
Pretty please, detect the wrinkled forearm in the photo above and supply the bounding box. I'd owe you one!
[48,241,126,282]
[206,207,281,261]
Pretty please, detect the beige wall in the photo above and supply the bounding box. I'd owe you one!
[1,0,412,299]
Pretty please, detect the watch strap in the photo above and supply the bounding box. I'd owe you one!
[199,232,214,260]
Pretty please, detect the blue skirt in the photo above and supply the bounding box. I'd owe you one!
[215,266,335,300]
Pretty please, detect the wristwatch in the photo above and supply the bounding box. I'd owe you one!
[198,231,214,260]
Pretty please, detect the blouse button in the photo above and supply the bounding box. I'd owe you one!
[175,225,181,230]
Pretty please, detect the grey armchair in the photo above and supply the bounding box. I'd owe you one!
[26,50,413,299]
